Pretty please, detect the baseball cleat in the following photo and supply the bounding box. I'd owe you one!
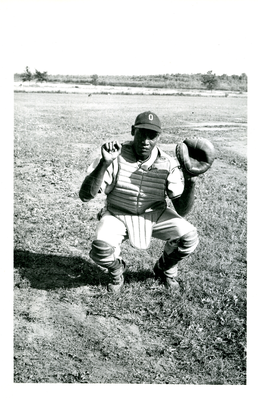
[153,261,180,291]
[107,260,126,293]
[107,274,124,293]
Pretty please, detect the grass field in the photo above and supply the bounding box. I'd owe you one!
[13,92,247,384]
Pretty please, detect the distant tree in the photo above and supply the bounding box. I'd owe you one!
[34,69,48,82]
[240,73,247,81]
[91,74,99,85]
[21,66,33,82]
[201,71,218,91]
[239,73,248,92]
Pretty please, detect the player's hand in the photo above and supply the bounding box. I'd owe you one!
[101,141,122,165]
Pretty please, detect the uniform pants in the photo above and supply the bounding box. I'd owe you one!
[91,207,198,277]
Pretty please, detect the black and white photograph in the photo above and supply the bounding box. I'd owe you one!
[3,0,256,395]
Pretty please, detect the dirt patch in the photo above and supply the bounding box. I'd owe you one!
[159,131,247,158]
[224,139,247,157]
[83,315,143,351]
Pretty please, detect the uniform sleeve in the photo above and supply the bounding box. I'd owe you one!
[166,166,184,199]
[87,157,117,193]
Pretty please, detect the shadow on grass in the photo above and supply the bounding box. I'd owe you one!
[14,249,154,290]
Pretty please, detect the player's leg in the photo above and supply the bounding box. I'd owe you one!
[89,211,128,292]
[152,208,199,289]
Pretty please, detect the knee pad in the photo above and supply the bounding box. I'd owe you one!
[164,228,198,264]
[178,229,199,256]
[90,239,117,267]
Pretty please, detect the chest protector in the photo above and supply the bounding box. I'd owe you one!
[107,144,174,215]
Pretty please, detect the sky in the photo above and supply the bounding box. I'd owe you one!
[2,0,256,76]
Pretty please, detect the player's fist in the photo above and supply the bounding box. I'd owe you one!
[101,141,122,165]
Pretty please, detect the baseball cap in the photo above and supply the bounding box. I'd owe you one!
[134,111,161,133]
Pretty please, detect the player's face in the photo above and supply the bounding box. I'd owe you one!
[133,128,160,160]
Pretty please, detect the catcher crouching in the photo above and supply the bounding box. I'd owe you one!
[79,111,215,293]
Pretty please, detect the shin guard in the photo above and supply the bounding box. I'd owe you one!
[90,239,116,267]
[108,259,126,285]
[162,228,199,270]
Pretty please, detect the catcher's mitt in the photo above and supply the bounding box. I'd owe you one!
[176,137,215,176]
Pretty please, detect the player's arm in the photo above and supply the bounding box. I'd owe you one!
[172,137,215,216]
[79,158,110,201]
[79,141,121,202]
[172,175,196,217]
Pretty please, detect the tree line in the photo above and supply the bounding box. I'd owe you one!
[16,67,247,92]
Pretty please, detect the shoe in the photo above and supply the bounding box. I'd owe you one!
[153,261,180,291]
[107,260,126,293]
[107,274,124,293]
[163,276,180,291]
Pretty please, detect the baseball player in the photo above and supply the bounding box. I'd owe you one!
[79,111,215,293]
